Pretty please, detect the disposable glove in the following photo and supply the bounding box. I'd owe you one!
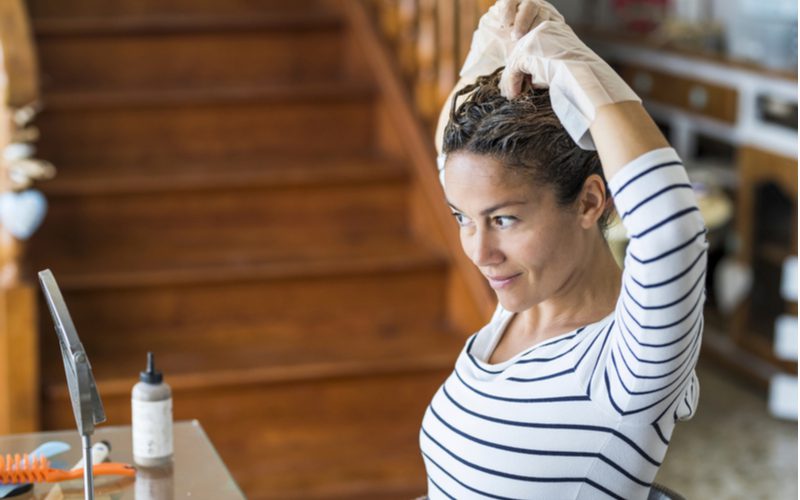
[499,3,641,150]
[460,0,564,80]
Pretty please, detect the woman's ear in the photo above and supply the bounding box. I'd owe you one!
[577,174,607,229]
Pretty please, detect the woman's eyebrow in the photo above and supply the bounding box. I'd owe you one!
[446,200,528,216]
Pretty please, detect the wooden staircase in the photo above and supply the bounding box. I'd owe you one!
[25,0,491,498]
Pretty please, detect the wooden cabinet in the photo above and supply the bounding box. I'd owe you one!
[617,62,738,124]
[731,146,797,375]
[591,35,798,388]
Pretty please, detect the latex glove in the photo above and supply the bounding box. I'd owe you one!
[499,5,640,150]
[460,0,564,80]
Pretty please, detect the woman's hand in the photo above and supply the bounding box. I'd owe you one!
[438,0,563,153]
[459,0,564,80]
[497,1,640,150]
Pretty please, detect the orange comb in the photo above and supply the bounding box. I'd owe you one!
[0,453,136,484]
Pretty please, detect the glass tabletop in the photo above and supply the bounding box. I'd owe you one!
[0,420,245,499]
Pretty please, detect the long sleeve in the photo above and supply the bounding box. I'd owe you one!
[599,147,707,423]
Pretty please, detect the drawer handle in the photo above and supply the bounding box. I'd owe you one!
[633,72,653,94]
[689,86,709,110]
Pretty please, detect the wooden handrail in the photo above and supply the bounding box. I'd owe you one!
[0,0,39,109]
[369,0,493,128]
[350,1,496,332]
[0,0,49,434]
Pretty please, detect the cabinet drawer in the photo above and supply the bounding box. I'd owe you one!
[617,63,738,124]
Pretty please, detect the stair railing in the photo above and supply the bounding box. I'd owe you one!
[347,1,497,332]
[0,0,54,433]
[369,0,493,129]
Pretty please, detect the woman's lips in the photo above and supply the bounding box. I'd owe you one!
[486,273,521,290]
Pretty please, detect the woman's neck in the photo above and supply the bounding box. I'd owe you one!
[516,233,621,343]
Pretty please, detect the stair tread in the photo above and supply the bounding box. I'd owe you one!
[42,81,373,109]
[33,11,342,36]
[45,238,446,290]
[43,154,407,195]
[42,325,465,397]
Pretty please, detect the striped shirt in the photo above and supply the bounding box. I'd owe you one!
[420,148,707,499]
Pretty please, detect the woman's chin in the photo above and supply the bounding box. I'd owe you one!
[496,293,532,314]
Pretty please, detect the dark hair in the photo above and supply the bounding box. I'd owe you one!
[443,67,613,229]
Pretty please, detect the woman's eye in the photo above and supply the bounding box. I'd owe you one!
[451,212,470,227]
[493,216,517,228]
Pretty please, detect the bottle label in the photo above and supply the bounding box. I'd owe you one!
[132,399,173,458]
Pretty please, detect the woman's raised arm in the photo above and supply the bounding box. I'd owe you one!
[590,101,670,179]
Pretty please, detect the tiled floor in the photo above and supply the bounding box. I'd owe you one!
[656,360,798,499]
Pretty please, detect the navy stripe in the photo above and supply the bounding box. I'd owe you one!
[467,328,587,375]
[629,248,706,289]
[422,428,626,499]
[622,270,705,311]
[609,342,697,396]
[621,335,701,386]
[613,339,691,381]
[508,323,604,382]
[439,385,661,466]
[422,451,521,500]
[621,183,692,220]
[619,306,700,348]
[604,363,697,416]
[454,368,589,403]
[467,352,507,375]
[467,338,581,375]
[585,322,616,396]
[612,160,682,196]
[621,291,702,330]
[652,423,670,445]
[616,317,700,367]
[630,207,699,239]
[653,351,701,425]
[522,327,585,352]
[614,343,684,382]
[629,229,707,264]
[616,323,695,366]
[428,406,651,487]
[465,334,478,352]
[517,341,580,364]
[507,367,573,383]
[427,475,457,500]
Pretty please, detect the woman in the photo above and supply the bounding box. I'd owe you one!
[420,1,707,498]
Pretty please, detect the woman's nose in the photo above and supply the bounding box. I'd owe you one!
[468,229,502,267]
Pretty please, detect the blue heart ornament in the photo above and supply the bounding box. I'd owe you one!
[0,189,48,240]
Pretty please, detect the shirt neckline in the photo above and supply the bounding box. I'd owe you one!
[472,309,615,369]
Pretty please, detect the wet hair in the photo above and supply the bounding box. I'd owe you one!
[442,67,613,230]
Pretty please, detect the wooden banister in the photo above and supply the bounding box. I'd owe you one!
[0,0,48,434]
[0,0,39,109]
[349,1,496,331]
[370,0,494,129]
[415,0,438,120]
[397,0,419,80]
[435,0,457,108]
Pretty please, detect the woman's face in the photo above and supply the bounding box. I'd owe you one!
[444,152,586,313]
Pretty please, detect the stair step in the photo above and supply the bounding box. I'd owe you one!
[43,328,462,396]
[33,11,342,36]
[43,370,446,498]
[37,245,450,387]
[42,154,406,195]
[30,173,411,276]
[35,17,344,92]
[27,0,336,21]
[37,84,375,165]
[41,82,374,110]
[32,232,443,289]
